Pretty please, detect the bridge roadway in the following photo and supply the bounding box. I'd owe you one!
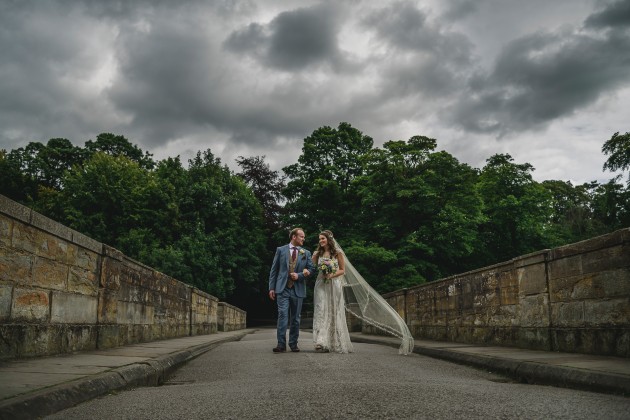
[1,329,629,419]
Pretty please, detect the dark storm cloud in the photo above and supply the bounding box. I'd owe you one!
[361,1,473,99]
[585,0,630,29]
[441,0,483,21]
[449,3,630,135]
[224,3,347,71]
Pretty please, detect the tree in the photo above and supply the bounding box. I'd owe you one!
[236,155,286,232]
[283,122,373,241]
[602,131,630,183]
[85,133,155,170]
[473,154,553,266]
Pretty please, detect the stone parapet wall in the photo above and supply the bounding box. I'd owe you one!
[382,228,630,357]
[0,194,244,360]
[217,302,246,332]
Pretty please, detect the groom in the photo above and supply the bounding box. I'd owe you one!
[269,227,315,353]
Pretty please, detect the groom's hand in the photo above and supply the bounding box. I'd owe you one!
[268,290,275,300]
[302,269,310,277]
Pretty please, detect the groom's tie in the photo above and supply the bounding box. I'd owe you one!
[291,247,297,261]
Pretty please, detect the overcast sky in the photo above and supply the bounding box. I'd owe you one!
[1,0,629,183]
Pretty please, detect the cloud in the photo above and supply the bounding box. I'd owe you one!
[584,0,630,29]
[449,6,630,135]
[224,3,348,71]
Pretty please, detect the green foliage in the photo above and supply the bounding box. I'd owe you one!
[602,131,630,181]
[2,125,628,305]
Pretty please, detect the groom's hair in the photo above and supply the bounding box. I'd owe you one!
[289,227,303,240]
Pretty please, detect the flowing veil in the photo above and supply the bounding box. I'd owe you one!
[332,238,414,355]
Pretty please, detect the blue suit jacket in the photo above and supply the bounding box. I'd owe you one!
[269,245,315,298]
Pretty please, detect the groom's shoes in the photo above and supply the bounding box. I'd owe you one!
[272,346,286,353]
[290,346,300,352]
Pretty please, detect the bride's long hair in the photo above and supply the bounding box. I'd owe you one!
[314,230,338,258]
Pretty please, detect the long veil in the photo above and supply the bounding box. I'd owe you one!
[333,239,414,355]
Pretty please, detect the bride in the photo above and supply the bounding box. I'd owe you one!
[311,230,353,353]
[310,230,414,355]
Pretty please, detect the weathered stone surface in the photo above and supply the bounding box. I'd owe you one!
[100,257,121,290]
[32,257,67,291]
[548,254,582,280]
[551,301,584,327]
[97,288,118,324]
[0,214,12,247]
[116,301,154,325]
[11,288,50,321]
[0,247,33,284]
[550,269,630,303]
[30,211,72,241]
[518,294,549,327]
[518,262,547,296]
[11,223,39,255]
[551,327,630,357]
[0,194,31,223]
[513,250,548,268]
[0,284,12,320]
[583,297,630,326]
[68,266,98,296]
[50,292,98,324]
[551,228,629,259]
[74,247,99,272]
[581,244,630,274]
[71,229,102,254]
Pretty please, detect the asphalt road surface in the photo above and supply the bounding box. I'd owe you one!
[46,329,630,419]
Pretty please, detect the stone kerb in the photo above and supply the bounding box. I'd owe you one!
[217,302,247,331]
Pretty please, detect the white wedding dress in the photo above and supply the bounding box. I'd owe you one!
[312,256,354,353]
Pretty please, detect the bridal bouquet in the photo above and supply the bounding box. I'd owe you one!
[319,257,338,281]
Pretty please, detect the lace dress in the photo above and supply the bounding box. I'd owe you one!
[312,256,354,353]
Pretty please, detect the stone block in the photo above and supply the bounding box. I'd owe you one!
[74,247,99,272]
[98,288,118,324]
[583,298,630,326]
[518,294,549,327]
[551,269,630,303]
[50,292,97,324]
[61,325,97,353]
[68,266,98,296]
[513,250,548,268]
[35,234,76,264]
[97,325,122,349]
[0,215,12,246]
[518,262,547,296]
[551,327,630,357]
[500,285,518,305]
[0,247,33,285]
[581,244,630,274]
[11,222,39,255]
[0,284,12,320]
[116,301,154,325]
[550,228,627,259]
[100,257,121,290]
[548,254,582,280]
[71,229,102,254]
[30,211,72,241]
[516,327,550,351]
[32,257,67,291]
[550,301,584,327]
[0,194,31,223]
[11,288,50,321]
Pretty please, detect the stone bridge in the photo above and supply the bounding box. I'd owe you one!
[1,193,629,362]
